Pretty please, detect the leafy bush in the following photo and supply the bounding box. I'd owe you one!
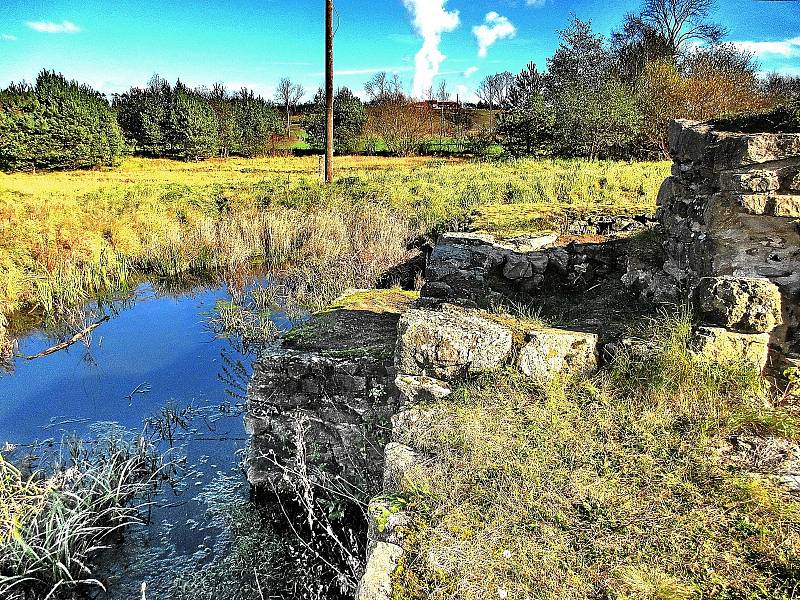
[303,87,367,155]
[0,71,125,172]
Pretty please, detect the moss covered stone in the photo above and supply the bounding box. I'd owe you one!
[284,288,419,360]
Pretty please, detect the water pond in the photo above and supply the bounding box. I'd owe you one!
[0,280,326,598]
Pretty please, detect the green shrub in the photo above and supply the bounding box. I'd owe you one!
[0,71,125,172]
[303,87,367,154]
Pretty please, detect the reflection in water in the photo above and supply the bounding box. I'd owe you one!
[0,280,305,597]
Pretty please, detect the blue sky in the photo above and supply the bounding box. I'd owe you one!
[0,0,798,101]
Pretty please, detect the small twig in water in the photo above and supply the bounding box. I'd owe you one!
[126,382,153,405]
[24,316,110,361]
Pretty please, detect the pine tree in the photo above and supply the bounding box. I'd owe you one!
[0,71,124,172]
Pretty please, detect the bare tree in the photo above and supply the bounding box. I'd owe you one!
[626,0,727,56]
[275,77,305,138]
[476,72,513,109]
[389,73,404,97]
[364,72,389,103]
[436,80,450,102]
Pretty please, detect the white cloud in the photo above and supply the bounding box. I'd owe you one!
[1,34,17,41]
[526,0,546,6]
[731,37,800,58]
[473,12,516,58]
[310,65,413,77]
[464,66,479,78]
[26,21,80,34]
[402,0,460,99]
[454,84,479,104]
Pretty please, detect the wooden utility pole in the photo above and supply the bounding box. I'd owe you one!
[324,0,334,183]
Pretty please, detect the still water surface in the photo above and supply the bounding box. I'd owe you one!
[0,281,294,596]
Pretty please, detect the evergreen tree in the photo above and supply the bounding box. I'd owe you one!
[230,88,282,157]
[167,81,218,160]
[114,76,171,157]
[116,78,279,160]
[303,87,367,155]
[0,71,124,172]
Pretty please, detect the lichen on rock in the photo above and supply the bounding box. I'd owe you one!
[395,307,513,380]
[517,328,599,380]
[693,276,783,334]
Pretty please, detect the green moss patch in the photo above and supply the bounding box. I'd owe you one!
[284,288,419,360]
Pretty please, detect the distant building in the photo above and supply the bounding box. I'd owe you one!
[419,99,462,111]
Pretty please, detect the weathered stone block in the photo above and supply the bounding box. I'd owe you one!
[669,120,711,164]
[392,407,436,446]
[692,326,770,371]
[720,171,780,193]
[657,177,676,208]
[733,193,800,218]
[517,328,599,380]
[395,374,451,406]
[694,277,783,333]
[774,194,800,218]
[367,497,410,546]
[735,193,770,215]
[356,541,404,600]
[396,309,513,380]
[714,132,800,170]
[507,233,558,251]
[503,254,533,280]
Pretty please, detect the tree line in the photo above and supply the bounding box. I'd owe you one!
[114,77,283,160]
[302,0,800,161]
[2,0,799,171]
[490,0,800,158]
[0,73,289,171]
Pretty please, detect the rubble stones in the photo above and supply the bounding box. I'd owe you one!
[423,230,647,305]
[395,374,451,406]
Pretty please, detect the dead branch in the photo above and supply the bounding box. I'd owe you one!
[25,316,110,361]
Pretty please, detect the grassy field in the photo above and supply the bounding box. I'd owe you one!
[395,314,800,599]
[0,155,669,340]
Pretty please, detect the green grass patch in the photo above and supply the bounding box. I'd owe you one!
[395,312,800,599]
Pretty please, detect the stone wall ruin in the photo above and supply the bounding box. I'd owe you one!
[658,119,800,370]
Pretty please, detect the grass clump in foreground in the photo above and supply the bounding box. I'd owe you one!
[0,427,171,599]
[395,313,800,599]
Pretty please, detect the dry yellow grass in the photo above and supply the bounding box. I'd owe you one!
[395,314,800,599]
[0,155,441,197]
[0,155,668,336]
